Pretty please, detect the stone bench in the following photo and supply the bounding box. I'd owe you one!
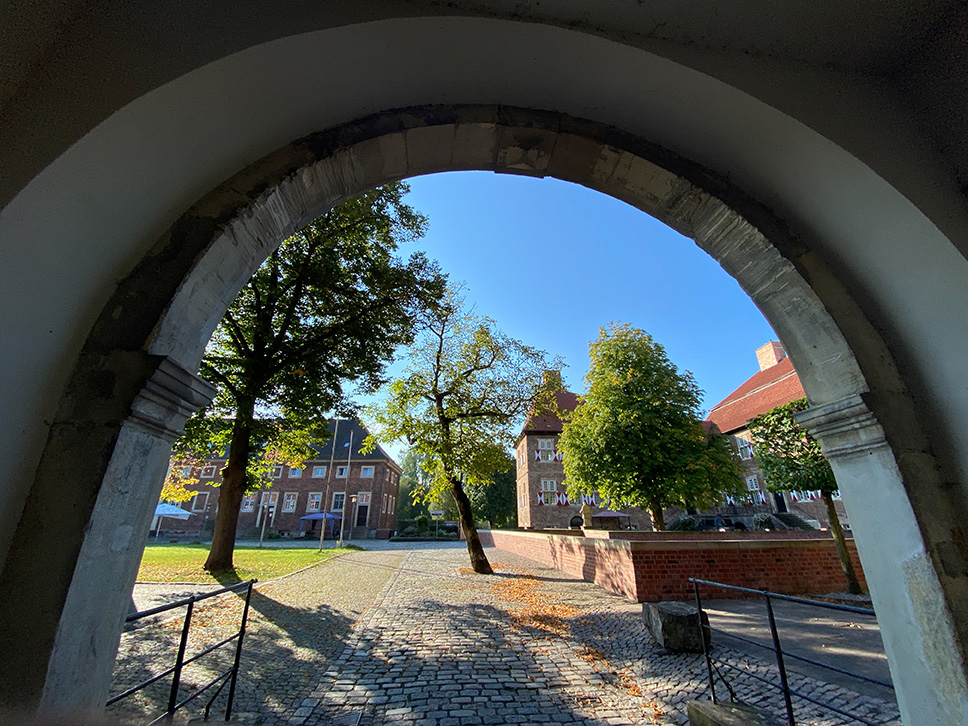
[687,700,782,725]
[643,601,710,652]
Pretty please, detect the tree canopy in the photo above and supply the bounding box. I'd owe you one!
[748,397,861,593]
[465,455,518,529]
[366,289,559,572]
[559,323,742,529]
[176,183,446,571]
[747,398,836,493]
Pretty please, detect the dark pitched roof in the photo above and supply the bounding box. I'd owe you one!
[519,389,580,438]
[705,356,806,434]
[311,418,397,468]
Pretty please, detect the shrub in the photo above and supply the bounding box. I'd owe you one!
[670,515,698,531]
[402,525,420,536]
[415,514,431,532]
[753,513,774,530]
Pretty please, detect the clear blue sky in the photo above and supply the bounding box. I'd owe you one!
[385,171,776,415]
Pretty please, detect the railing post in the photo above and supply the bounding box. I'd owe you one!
[764,593,795,725]
[693,580,716,703]
[224,580,256,721]
[167,597,196,718]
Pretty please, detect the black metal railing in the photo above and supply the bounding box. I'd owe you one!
[107,579,256,724]
[689,578,894,726]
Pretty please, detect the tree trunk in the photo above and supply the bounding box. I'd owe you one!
[451,477,493,574]
[204,399,254,572]
[649,496,666,531]
[822,490,862,595]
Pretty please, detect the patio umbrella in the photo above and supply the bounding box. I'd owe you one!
[299,512,341,521]
[154,503,191,520]
[591,509,630,518]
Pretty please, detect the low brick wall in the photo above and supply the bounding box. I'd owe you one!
[478,529,866,602]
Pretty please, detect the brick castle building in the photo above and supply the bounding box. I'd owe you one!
[514,386,654,531]
[515,342,847,531]
[705,341,850,529]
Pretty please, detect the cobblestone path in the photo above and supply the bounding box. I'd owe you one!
[109,546,900,726]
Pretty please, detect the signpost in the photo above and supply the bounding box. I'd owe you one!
[430,510,444,539]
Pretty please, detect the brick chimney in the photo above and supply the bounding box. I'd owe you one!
[542,370,563,388]
[756,341,787,371]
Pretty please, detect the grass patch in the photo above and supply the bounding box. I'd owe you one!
[137,544,346,584]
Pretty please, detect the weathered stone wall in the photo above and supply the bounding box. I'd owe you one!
[479,529,866,602]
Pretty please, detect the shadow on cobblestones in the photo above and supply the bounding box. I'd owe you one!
[109,583,357,723]
[112,548,902,726]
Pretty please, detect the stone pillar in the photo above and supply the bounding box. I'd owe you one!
[43,358,215,713]
[796,395,968,725]
[0,358,215,715]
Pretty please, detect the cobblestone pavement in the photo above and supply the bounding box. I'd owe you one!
[109,546,900,726]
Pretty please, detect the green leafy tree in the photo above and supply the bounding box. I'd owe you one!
[366,289,559,573]
[397,449,432,522]
[748,398,862,594]
[176,183,446,571]
[560,323,742,530]
[466,456,518,528]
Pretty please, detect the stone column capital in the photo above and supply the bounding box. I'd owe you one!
[129,357,216,442]
[794,394,887,462]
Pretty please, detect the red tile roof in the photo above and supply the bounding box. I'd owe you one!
[520,390,580,436]
[705,356,805,434]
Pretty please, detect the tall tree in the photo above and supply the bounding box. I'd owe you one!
[748,398,862,594]
[175,183,446,571]
[560,323,742,530]
[397,449,432,522]
[466,456,518,528]
[366,290,559,573]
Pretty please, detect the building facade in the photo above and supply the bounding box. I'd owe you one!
[514,389,655,531]
[704,341,850,529]
[158,418,402,540]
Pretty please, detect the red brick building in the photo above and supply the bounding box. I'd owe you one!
[514,388,655,531]
[705,341,850,529]
[157,418,402,540]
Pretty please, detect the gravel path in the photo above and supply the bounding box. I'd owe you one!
[109,546,900,726]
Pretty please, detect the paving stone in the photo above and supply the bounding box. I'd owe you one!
[110,545,901,726]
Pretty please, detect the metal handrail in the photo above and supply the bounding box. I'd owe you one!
[107,579,256,723]
[690,577,894,726]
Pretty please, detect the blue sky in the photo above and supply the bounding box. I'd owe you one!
[386,171,776,415]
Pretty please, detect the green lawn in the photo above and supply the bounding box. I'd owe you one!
[137,544,348,584]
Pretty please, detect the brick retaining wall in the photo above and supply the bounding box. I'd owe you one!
[478,529,866,602]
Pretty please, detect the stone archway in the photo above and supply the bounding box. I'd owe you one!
[3,105,962,724]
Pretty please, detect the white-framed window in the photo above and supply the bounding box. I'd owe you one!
[361,465,375,478]
[540,479,557,493]
[537,438,557,461]
[307,492,322,511]
[191,491,209,512]
[746,476,760,491]
[832,489,842,500]
[241,494,256,512]
[358,492,371,505]
[178,466,192,478]
[336,465,349,478]
[282,492,298,512]
[312,465,326,477]
[200,465,216,478]
[737,438,754,460]
[257,491,279,525]
[289,467,303,478]
[269,465,283,479]
[332,492,345,511]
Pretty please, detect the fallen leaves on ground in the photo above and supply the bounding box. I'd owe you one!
[490,574,579,636]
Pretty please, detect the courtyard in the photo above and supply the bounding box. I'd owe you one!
[110,543,899,725]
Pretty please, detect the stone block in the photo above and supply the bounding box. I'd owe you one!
[686,700,782,726]
[643,601,710,652]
